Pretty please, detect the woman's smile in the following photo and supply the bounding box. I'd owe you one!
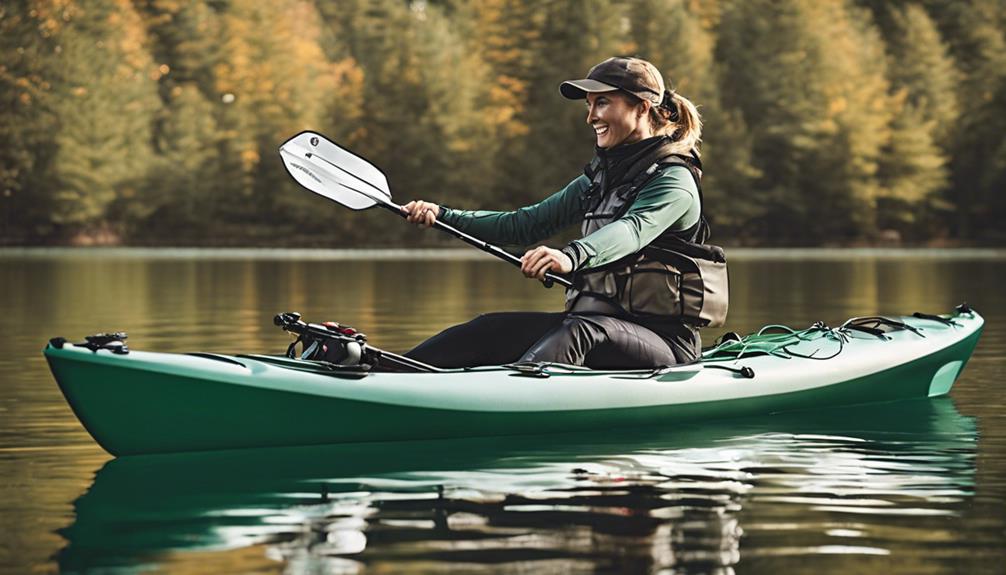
[586,92,647,148]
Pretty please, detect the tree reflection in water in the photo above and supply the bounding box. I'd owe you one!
[58,398,976,574]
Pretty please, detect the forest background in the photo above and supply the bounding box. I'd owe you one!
[2,0,1005,247]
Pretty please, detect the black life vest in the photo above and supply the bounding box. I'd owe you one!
[566,137,729,328]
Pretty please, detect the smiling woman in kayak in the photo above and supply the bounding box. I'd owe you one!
[402,56,711,369]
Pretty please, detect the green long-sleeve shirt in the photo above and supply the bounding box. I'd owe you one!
[439,166,701,270]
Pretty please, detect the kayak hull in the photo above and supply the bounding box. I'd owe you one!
[45,310,983,456]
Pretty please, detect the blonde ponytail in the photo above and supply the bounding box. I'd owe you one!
[649,90,703,154]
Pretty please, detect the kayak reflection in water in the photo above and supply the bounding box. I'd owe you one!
[402,57,719,369]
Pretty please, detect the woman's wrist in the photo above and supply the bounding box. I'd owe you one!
[437,205,454,225]
[561,243,587,272]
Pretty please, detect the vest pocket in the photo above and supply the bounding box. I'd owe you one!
[625,261,682,316]
[568,268,622,306]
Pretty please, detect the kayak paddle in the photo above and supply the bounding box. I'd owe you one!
[278,131,572,289]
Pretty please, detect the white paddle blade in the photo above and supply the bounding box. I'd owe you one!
[279,131,393,209]
[279,143,377,210]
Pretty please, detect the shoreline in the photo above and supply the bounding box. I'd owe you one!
[2,246,1005,260]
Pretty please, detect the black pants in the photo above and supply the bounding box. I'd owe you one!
[405,311,700,369]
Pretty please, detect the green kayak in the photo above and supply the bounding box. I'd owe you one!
[45,306,983,456]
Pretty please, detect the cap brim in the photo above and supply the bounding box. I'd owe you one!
[559,79,619,100]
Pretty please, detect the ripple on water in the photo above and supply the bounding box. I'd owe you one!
[3,255,1006,574]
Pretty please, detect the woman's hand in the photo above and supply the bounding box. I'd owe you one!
[520,246,573,280]
[402,200,441,228]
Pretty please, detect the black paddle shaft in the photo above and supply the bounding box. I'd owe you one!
[377,203,573,289]
[294,141,571,289]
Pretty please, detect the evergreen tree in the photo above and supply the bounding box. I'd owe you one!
[873,4,956,238]
[922,0,1006,239]
[410,3,501,204]
[130,84,220,239]
[26,0,160,240]
[0,1,60,239]
[131,0,225,238]
[518,0,629,209]
[211,0,357,238]
[460,0,543,206]
[134,0,223,98]
[465,0,540,141]
[717,0,891,242]
[865,2,959,143]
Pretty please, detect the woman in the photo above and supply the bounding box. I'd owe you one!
[402,56,708,369]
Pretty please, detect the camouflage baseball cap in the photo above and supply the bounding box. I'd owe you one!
[559,57,665,105]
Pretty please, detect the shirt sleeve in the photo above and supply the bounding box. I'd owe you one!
[438,175,589,247]
[565,166,700,270]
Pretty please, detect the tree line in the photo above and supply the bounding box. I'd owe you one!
[2,0,1005,246]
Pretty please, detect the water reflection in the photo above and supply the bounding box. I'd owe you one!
[3,252,1004,573]
[58,399,976,574]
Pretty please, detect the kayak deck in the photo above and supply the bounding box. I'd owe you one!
[45,308,983,456]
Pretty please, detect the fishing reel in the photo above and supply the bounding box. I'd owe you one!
[274,312,369,365]
[49,332,130,355]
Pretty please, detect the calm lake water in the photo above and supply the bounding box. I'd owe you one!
[1,249,1004,574]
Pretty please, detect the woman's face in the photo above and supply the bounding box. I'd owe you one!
[585,92,649,148]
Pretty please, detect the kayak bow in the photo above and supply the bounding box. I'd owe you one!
[45,307,983,456]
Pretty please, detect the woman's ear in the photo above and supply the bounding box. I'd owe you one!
[637,100,650,118]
